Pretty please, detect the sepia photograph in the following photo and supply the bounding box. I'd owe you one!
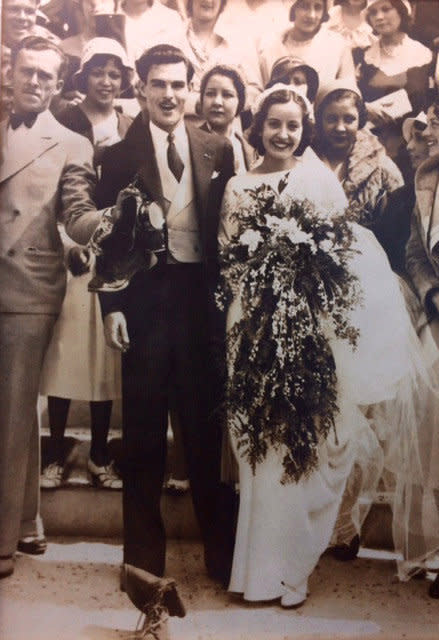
[1,1,439,638]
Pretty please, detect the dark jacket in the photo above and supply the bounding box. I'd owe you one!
[95,112,235,317]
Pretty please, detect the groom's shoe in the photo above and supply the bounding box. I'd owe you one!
[121,563,186,618]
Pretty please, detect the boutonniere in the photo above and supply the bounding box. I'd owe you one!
[203,152,213,160]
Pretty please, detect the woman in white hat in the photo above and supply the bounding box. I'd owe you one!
[39,37,134,491]
[313,78,404,262]
[57,36,133,163]
[258,0,356,89]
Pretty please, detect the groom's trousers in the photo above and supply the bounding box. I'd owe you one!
[119,263,222,577]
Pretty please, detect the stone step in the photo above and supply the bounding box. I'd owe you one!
[39,396,394,548]
[40,434,394,549]
[40,432,199,539]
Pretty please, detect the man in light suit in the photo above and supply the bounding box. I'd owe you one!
[0,35,99,578]
[95,44,235,584]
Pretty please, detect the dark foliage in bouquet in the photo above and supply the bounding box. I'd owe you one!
[217,173,363,483]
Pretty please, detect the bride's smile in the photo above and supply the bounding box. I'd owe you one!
[262,101,304,165]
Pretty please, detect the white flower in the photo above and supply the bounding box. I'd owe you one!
[319,239,333,253]
[240,229,263,253]
[265,214,316,250]
[148,202,165,229]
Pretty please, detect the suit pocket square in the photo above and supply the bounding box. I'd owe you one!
[211,170,221,180]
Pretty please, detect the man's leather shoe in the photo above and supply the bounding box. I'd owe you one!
[17,537,47,555]
[121,564,186,618]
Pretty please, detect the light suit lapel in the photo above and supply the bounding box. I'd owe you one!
[0,112,59,184]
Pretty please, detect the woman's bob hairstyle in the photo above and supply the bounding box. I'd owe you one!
[249,87,313,156]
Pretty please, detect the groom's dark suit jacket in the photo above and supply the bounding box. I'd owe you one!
[95,113,234,313]
[94,112,235,579]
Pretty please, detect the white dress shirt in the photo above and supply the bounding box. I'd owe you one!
[149,119,190,202]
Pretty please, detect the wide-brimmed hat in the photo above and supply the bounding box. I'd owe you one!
[314,78,362,116]
[365,0,411,16]
[268,55,319,102]
[74,37,133,93]
[402,111,428,143]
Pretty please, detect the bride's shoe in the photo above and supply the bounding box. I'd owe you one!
[280,580,307,609]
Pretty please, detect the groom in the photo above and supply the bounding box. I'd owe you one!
[95,44,235,583]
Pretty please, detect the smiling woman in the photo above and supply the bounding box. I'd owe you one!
[313,79,403,252]
[56,37,133,153]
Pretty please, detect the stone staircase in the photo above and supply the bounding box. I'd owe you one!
[39,399,394,548]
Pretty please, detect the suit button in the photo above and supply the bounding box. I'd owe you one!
[13,209,20,216]
[7,249,15,257]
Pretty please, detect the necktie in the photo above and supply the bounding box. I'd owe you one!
[10,112,38,130]
[167,132,184,182]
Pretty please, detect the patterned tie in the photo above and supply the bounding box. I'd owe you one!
[167,132,184,182]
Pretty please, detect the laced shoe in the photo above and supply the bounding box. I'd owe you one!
[137,602,169,640]
[40,462,64,489]
[88,458,122,489]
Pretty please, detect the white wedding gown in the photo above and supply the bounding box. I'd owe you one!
[218,158,431,600]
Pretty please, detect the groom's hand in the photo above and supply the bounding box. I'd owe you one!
[104,312,130,351]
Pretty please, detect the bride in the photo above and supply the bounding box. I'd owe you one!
[217,84,431,608]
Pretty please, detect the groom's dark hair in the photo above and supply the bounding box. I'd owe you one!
[135,44,194,84]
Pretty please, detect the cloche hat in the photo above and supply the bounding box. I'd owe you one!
[74,37,134,93]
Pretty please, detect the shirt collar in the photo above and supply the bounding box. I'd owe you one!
[149,119,187,147]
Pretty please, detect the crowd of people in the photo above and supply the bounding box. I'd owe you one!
[1,0,439,636]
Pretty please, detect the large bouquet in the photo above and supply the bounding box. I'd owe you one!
[217,173,363,483]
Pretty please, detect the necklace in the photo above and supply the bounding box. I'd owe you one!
[379,34,404,58]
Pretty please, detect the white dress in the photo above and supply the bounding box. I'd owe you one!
[218,158,428,600]
[40,115,122,402]
[39,254,121,401]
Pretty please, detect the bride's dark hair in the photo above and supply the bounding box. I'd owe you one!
[248,89,312,156]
